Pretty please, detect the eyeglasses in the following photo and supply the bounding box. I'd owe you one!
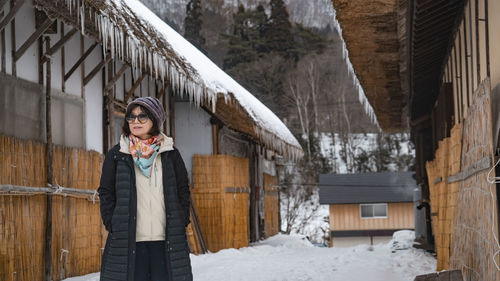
[126,113,149,124]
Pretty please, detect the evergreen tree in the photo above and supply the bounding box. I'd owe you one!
[223,5,258,70]
[184,0,206,54]
[223,4,268,70]
[292,24,329,60]
[265,0,294,56]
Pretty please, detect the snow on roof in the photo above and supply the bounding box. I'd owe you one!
[35,0,303,159]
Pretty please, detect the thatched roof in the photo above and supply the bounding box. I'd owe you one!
[34,0,303,160]
[331,0,408,132]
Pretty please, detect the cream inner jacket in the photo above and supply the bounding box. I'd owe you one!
[119,132,174,242]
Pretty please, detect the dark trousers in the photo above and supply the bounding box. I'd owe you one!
[134,241,167,281]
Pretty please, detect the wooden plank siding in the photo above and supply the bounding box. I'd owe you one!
[263,173,279,238]
[329,202,414,231]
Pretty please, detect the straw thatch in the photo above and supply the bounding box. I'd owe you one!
[331,0,407,131]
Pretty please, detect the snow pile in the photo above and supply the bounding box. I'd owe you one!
[391,230,416,250]
[254,233,314,248]
[64,231,436,281]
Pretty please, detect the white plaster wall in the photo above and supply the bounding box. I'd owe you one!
[174,101,213,183]
[14,4,38,83]
[114,60,125,101]
[47,32,62,92]
[2,2,12,75]
[84,36,103,153]
[63,24,83,97]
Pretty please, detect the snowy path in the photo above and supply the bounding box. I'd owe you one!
[64,231,436,281]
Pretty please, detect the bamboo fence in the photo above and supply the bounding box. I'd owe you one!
[426,79,500,280]
[264,173,279,238]
[426,123,462,270]
[449,79,500,281]
[0,135,105,281]
[192,154,249,252]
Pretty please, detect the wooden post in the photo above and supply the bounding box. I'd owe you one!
[0,11,4,73]
[38,37,43,83]
[44,36,53,281]
[212,124,218,155]
[169,88,175,141]
[468,1,474,94]
[80,34,85,99]
[484,0,490,79]
[10,0,15,76]
[107,59,115,146]
[475,0,480,86]
[60,22,65,93]
[463,13,470,108]
[210,117,218,155]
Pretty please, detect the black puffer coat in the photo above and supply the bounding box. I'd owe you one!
[98,144,193,281]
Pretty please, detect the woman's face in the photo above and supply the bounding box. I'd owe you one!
[128,106,153,140]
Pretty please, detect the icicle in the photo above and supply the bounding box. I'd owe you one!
[80,0,85,35]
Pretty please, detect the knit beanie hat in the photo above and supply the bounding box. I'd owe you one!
[126,97,166,125]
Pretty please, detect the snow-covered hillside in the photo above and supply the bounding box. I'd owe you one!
[62,231,436,281]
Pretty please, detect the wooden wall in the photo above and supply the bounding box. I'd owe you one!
[329,202,414,231]
[426,123,462,271]
[0,135,105,281]
[263,173,279,238]
[191,154,249,252]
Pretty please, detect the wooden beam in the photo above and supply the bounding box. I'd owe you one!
[104,63,128,92]
[0,0,23,33]
[64,42,97,81]
[14,17,53,62]
[124,72,146,102]
[156,83,168,99]
[83,53,111,85]
[40,27,77,64]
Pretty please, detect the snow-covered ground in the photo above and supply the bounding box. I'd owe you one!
[63,230,436,281]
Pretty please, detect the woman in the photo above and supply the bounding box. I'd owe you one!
[98,97,193,281]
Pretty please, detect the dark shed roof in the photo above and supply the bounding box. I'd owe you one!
[319,172,417,204]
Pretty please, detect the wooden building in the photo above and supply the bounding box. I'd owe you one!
[0,0,302,280]
[332,0,500,280]
[319,172,416,247]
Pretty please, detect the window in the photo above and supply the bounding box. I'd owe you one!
[360,204,387,218]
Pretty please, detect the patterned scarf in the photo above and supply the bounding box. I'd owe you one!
[128,134,162,178]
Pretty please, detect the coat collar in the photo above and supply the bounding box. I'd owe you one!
[119,132,174,155]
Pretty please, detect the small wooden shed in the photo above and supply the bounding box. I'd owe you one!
[319,172,416,247]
